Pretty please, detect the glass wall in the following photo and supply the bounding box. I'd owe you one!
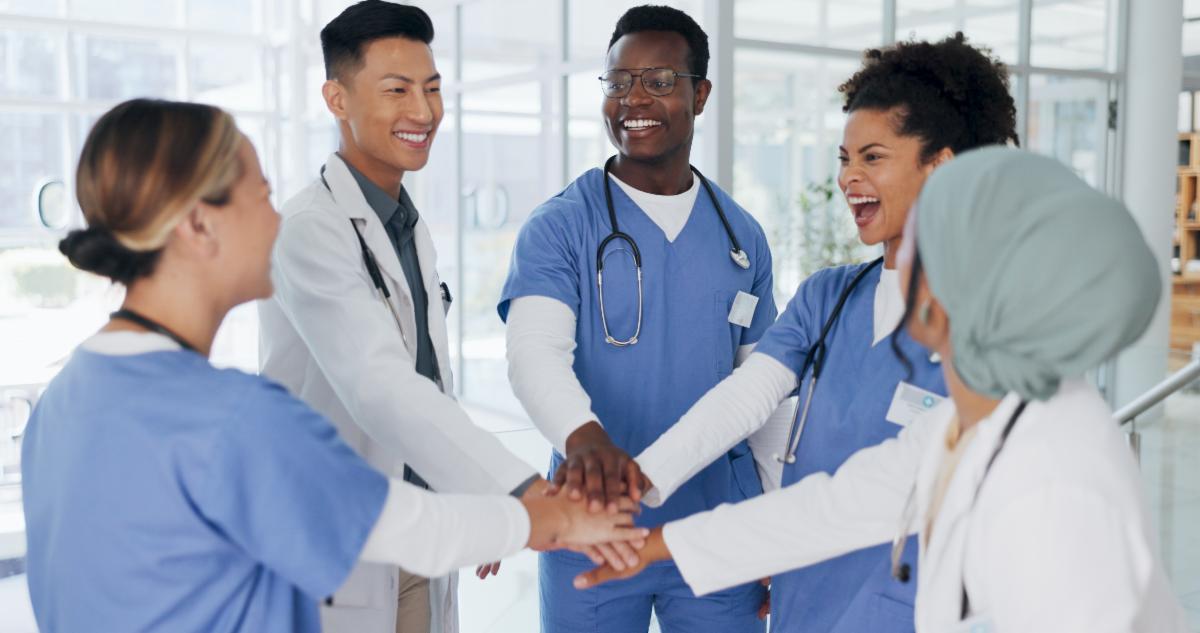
[732,0,1123,302]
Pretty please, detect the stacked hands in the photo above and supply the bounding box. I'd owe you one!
[483,422,771,618]
[477,422,660,582]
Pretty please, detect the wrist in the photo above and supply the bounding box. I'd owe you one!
[565,420,609,454]
[520,477,550,501]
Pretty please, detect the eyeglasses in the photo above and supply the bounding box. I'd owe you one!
[598,68,701,98]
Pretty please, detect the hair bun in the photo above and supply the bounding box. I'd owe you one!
[59,226,161,285]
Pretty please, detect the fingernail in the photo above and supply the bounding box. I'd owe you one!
[573,577,588,589]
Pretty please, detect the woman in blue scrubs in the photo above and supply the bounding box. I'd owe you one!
[20,99,644,633]
[627,34,1020,633]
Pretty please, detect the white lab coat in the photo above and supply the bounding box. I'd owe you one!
[259,153,537,633]
[663,379,1188,632]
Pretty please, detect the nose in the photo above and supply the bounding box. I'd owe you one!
[838,162,863,191]
[621,76,654,108]
[408,91,434,126]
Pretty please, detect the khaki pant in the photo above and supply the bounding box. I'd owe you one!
[395,569,431,633]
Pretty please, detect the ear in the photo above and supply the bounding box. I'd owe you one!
[322,79,348,121]
[173,205,220,259]
[692,78,712,116]
[925,295,951,350]
[924,147,955,174]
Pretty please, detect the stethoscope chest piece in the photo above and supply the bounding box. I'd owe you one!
[731,248,750,270]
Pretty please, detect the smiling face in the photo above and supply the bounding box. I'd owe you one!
[323,36,442,187]
[838,107,950,256]
[602,31,710,165]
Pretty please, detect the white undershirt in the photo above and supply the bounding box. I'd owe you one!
[608,172,700,243]
[82,330,531,579]
[506,296,794,491]
[874,267,904,346]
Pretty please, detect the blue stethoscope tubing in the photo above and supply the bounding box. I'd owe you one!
[597,155,750,347]
[774,256,885,464]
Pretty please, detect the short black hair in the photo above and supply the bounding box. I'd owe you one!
[608,5,709,80]
[840,33,1019,162]
[320,0,434,81]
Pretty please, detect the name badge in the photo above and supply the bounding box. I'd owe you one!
[885,382,945,427]
[952,615,994,633]
[728,291,758,328]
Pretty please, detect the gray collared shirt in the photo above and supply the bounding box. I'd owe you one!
[344,161,440,386]
[342,160,538,497]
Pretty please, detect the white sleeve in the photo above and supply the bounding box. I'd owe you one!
[637,352,796,506]
[271,210,537,494]
[505,295,598,454]
[662,410,938,597]
[736,344,794,493]
[358,478,530,578]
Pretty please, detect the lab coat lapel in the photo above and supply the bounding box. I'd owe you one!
[321,154,419,355]
[413,216,455,395]
[916,394,1023,628]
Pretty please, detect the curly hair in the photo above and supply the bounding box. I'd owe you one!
[839,32,1018,162]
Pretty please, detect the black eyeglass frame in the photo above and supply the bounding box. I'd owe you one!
[597,67,703,98]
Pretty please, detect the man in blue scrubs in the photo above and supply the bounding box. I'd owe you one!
[499,6,778,632]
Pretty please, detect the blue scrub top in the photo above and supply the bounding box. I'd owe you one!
[755,262,947,633]
[21,346,388,633]
[499,168,778,529]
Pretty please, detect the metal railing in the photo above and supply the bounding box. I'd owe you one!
[1114,358,1200,463]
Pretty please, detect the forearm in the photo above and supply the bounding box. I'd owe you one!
[358,479,530,578]
[506,296,599,453]
[637,353,796,506]
[664,415,936,596]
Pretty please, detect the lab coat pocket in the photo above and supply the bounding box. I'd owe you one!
[326,560,392,609]
[728,441,764,500]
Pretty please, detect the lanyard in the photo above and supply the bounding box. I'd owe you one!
[109,309,197,353]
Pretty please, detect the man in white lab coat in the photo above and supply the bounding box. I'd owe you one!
[258,2,542,632]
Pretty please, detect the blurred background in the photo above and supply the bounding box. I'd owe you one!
[0,0,1197,630]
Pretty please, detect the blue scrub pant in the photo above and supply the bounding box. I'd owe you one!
[540,551,766,633]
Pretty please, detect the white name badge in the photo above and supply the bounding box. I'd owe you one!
[951,615,994,633]
[728,291,759,328]
[885,382,945,427]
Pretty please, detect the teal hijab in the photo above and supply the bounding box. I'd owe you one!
[915,147,1162,401]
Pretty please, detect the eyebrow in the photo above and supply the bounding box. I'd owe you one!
[857,143,889,153]
[379,72,441,84]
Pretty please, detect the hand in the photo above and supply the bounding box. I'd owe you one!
[551,422,651,513]
[522,489,648,552]
[573,526,670,590]
[475,561,501,579]
[758,577,770,620]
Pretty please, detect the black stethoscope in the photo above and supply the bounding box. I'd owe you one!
[774,256,884,464]
[110,309,197,352]
[598,155,749,347]
[319,166,453,319]
[888,400,1028,621]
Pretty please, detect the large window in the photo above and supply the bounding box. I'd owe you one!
[731,0,1123,302]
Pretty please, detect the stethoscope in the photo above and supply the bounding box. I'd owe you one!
[598,155,750,347]
[889,400,1028,620]
[773,256,884,464]
[319,167,452,385]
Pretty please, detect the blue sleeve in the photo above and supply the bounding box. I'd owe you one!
[754,268,833,376]
[741,219,778,346]
[193,376,388,600]
[497,200,583,321]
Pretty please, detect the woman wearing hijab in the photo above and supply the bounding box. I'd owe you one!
[576,148,1189,632]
